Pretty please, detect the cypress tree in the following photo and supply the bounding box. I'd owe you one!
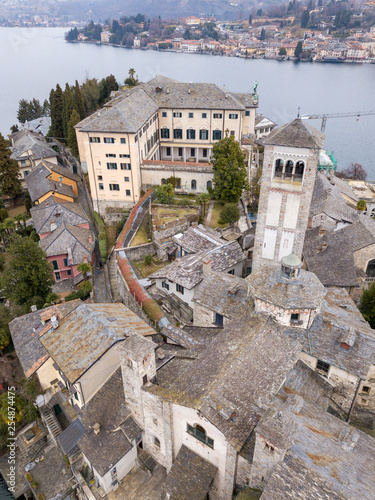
[74,80,86,120]
[62,83,75,141]
[0,133,22,198]
[67,109,81,158]
[50,84,64,140]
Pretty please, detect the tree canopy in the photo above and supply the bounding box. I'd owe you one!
[0,235,54,306]
[360,283,375,329]
[211,133,247,204]
[0,133,22,198]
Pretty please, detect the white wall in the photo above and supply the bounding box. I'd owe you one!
[154,278,195,307]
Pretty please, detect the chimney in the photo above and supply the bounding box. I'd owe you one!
[319,227,326,237]
[93,423,100,435]
[157,349,165,360]
[188,88,191,94]
[31,305,37,312]
[321,243,328,251]
[89,236,92,244]
[51,316,59,329]
[202,256,212,275]
[166,87,170,94]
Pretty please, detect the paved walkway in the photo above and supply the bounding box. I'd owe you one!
[205,201,214,225]
[93,267,110,302]
[107,464,166,500]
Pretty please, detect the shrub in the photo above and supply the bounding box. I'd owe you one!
[219,203,240,224]
[31,481,38,489]
[26,473,32,482]
[357,199,367,211]
[65,291,80,302]
[78,280,92,299]
[116,214,128,237]
[94,211,107,263]
[144,254,152,266]
[0,208,9,222]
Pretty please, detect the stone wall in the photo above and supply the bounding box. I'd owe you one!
[124,243,156,262]
[193,302,231,328]
[236,455,253,488]
[354,243,375,275]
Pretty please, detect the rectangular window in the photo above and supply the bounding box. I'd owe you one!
[174,129,182,139]
[119,154,130,158]
[162,281,170,291]
[161,128,170,139]
[176,284,184,295]
[63,258,68,267]
[190,148,195,157]
[66,269,72,276]
[147,139,151,152]
[291,313,300,324]
[189,112,194,118]
[89,137,100,143]
[316,359,330,374]
[162,111,167,117]
[99,183,104,190]
[24,170,30,177]
[107,163,117,170]
[154,437,161,448]
[361,386,371,394]
[52,260,58,270]
[215,313,224,326]
[200,129,208,140]
[229,114,238,119]
[187,129,196,140]
[98,175,103,180]
[173,112,182,118]
[55,272,61,281]
[109,184,120,191]
[230,131,235,136]
[166,147,171,156]
[121,164,131,170]
[213,130,222,141]
[203,148,208,158]
[120,138,126,144]
[213,113,222,119]
[124,176,130,182]
[178,148,183,157]
[106,153,116,157]
[202,113,207,118]
[104,137,115,143]
[135,135,138,143]
[126,189,131,196]
[245,110,250,116]
[176,178,181,188]
[228,269,235,275]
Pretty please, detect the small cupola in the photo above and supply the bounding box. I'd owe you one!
[280,253,302,281]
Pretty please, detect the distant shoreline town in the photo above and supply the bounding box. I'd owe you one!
[62,12,375,65]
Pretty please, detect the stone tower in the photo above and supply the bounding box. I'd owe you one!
[252,118,325,271]
[118,333,157,428]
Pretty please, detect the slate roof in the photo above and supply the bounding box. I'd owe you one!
[146,308,302,451]
[303,221,375,287]
[310,172,359,223]
[42,160,77,180]
[263,118,325,149]
[25,163,76,202]
[39,221,94,263]
[164,445,218,500]
[150,241,246,289]
[78,369,134,477]
[284,287,375,379]
[11,131,58,161]
[9,300,81,378]
[31,198,89,235]
[174,225,226,254]
[40,303,156,383]
[258,394,375,500]
[57,418,85,454]
[193,271,248,319]
[246,264,326,310]
[77,86,159,133]
[163,323,220,350]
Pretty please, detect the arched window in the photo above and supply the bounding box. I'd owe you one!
[191,179,197,190]
[274,159,284,178]
[285,160,293,179]
[371,208,375,219]
[366,259,375,277]
[294,161,304,181]
[207,180,212,190]
[161,178,166,185]
[187,423,214,448]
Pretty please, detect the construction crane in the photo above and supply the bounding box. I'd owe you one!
[300,110,375,132]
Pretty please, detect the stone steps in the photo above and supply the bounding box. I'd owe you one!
[108,254,120,302]
[40,407,63,440]
[137,448,157,473]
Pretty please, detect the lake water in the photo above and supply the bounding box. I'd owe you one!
[1,27,375,176]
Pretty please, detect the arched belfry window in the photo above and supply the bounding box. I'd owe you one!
[275,159,284,178]
[295,161,305,180]
[285,160,293,179]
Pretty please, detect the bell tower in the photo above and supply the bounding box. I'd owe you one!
[252,118,324,271]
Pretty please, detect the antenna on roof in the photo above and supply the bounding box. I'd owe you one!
[297,106,301,119]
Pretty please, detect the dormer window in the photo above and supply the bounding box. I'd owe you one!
[290,313,300,324]
[264,443,275,453]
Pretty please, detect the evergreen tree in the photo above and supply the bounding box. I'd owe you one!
[211,133,247,204]
[81,78,100,114]
[301,9,310,28]
[42,99,50,116]
[74,80,86,120]
[67,109,80,158]
[62,83,75,140]
[260,28,266,40]
[249,14,252,24]
[50,84,64,139]
[360,282,375,329]
[295,41,303,58]
[0,133,22,198]
[0,235,54,305]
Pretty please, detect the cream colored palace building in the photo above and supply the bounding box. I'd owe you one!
[75,76,258,214]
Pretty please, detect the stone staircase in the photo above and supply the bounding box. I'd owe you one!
[40,406,63,441]
[137,447,157,474]
[108,254,120,301]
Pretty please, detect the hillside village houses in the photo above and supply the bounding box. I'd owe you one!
[5,111,375,499]
[75,76,258,214]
